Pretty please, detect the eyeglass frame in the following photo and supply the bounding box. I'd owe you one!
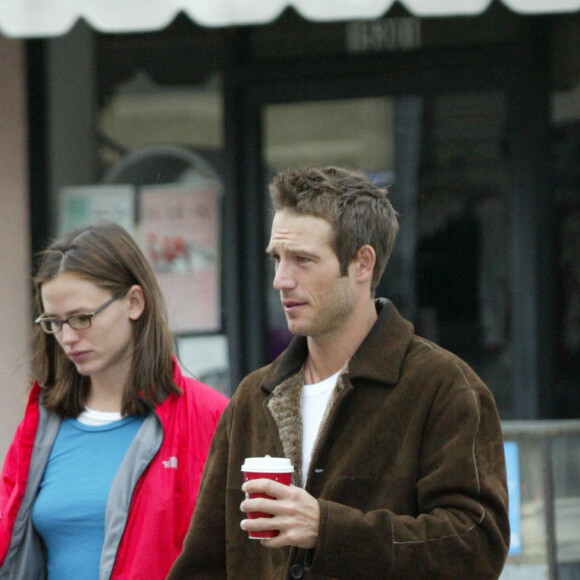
[35,291,123,334]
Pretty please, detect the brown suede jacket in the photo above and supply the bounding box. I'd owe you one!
[168,299,510,579]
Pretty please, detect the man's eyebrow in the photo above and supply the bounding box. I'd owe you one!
[267,246,320,260]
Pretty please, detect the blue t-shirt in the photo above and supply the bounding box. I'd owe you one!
[32,415,145,580]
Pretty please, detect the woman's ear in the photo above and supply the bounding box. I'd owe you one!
[126,285,145,321]
[354,245,376,283]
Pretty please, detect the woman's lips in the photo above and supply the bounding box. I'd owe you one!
[68,350,90,363]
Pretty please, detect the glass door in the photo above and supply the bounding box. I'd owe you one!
[263,96,397,361]
[261,91,514,418]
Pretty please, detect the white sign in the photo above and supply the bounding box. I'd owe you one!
[58,184,135,236]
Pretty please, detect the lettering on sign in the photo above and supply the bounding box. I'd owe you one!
[346,18,421,53]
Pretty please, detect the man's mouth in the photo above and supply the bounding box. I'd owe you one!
[282,299,306,312]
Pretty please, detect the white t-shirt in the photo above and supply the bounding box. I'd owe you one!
[77,406,123,426]
[301,370,341,487]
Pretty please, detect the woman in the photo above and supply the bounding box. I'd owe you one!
[0,221,229,579]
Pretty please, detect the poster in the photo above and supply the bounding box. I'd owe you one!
[140,182,221,333]
[58,185,135,235]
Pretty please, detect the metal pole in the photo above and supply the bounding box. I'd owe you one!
[543,437,558,580]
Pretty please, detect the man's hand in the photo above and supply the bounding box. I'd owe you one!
[240,479,320,549]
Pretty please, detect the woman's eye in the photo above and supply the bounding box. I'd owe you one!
[69,315,92,328]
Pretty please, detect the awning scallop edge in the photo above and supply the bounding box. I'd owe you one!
[0,0,579,38]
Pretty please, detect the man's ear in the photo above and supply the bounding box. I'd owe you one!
[353,245,376,283]
[126,285,145,321]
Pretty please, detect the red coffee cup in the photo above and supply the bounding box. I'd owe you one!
[241,456,294,539]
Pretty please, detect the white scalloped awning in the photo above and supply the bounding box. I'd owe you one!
[1,0,578,38]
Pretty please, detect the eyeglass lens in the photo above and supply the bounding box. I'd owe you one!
[39,315,93,333]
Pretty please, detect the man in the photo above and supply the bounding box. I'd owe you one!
[168,167,510,579]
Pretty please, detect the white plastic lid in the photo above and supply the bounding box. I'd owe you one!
[241,456,294,473]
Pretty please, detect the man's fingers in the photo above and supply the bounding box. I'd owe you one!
[241,495,284,516]
[242,478,292,498]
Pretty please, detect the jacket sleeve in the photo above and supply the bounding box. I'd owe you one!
[308,371,510,580]
[0,393,38,569]
[0,424,23,565]
[166,403,232,580]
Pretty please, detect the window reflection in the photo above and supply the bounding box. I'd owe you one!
[264,92,514,417]
[552,77,580,417]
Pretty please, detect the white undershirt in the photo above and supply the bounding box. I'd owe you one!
[77,406,123,426]
[301,370,341,487]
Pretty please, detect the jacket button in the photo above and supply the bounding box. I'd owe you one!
[290,564,305,579]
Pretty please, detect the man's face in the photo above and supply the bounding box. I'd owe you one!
[267,210,357,340]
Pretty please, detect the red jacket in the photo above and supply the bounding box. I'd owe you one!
[0,358,228,579]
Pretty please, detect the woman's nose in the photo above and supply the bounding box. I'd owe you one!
[58,322,81,344]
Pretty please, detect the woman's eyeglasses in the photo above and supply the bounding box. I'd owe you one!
[35,292,122,334]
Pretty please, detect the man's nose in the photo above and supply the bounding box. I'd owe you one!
[273,261,296,290]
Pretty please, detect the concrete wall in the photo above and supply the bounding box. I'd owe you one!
[0,36,31,465]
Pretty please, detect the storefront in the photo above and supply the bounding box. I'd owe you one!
[1,0,579,421]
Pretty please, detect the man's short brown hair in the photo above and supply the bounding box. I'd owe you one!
[269,166,399,290]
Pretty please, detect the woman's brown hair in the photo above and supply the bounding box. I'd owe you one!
[32,221,180,417]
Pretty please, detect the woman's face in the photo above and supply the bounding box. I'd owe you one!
[39,272,144,389]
